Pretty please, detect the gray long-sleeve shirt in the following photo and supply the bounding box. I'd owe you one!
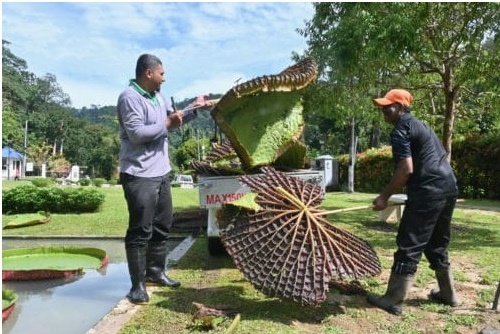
[117,86,174,177]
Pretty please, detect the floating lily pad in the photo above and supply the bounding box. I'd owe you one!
[2,246,109,281]
[3,212,51,229]
[2,289,18,322]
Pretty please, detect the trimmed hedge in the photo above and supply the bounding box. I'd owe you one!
[2,185,106,214]
[337,146,394,194]
[31,178,53,188]
[93,178,106,187]
[336,132,500,199]
[452,133,500,199]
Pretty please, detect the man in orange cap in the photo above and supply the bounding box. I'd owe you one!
[367,89,459,315]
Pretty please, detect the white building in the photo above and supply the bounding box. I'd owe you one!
[2,147,24,180]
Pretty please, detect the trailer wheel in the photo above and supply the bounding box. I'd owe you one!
[207,237,226,256]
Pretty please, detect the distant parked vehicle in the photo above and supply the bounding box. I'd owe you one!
[171,174,194,188]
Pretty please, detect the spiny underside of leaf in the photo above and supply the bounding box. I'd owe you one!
[190,141,243,176]
[219,167,381,306]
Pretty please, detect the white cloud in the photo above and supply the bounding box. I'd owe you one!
[2,2,315,109]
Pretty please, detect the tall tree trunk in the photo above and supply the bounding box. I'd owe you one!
[442,90,456,162]
[368,121,380,148]
[442,64,458,162]
[348,117,356,193]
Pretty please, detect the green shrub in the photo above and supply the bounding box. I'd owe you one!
[337,146,394,193]
[354,146,394,193]
[31,178,53,187]
[2,185,105,214]
[337,132,500,199]
[79,178,91,186]
[66,188,106,212]
[93,178,106,187]
[452,132,500,199]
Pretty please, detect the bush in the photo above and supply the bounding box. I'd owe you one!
[452,132,500,199]
[337,146,394,193]
[93,178,106,187]
[337,132,500,199]
[79,178,91,186]
[2,185,105,214]
[66,188,106,212]
[31,178,53,188]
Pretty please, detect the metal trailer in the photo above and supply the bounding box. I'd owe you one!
[198,170,326,255]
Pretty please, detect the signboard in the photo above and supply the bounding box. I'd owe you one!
[70,165,80,181]
[26,162,34,172]
[198,171,324,209]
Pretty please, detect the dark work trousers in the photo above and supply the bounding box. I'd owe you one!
[392,196,457,275]
[120,173,173,249]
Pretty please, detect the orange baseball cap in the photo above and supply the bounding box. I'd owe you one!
[373,89,413,107]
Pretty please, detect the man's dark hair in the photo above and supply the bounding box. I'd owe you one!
[135,54,162,78]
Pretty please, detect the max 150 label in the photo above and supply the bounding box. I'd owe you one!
[205,192,246,205]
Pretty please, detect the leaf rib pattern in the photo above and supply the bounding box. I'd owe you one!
[220,167,381,305]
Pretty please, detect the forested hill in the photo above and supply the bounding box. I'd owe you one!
[73,93,223,132]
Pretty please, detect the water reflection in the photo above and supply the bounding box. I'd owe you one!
[2,238,182,334]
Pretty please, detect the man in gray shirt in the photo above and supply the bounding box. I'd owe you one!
[117,53,212,304]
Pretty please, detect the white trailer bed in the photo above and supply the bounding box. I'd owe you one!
[198,170,325,255]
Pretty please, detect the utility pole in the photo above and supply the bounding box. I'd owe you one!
[23,118,28,179]
[348,117,357,193]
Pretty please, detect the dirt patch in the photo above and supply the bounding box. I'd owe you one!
[88,236,500,334]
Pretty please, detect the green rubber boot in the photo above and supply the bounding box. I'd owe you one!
[145,241,181,288]
[367,272,414,315]
[125,246,149,304]
[429,267,459,307]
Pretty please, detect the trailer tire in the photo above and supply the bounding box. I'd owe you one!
[207,237,226,256]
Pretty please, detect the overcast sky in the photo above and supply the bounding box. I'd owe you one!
[2,2,316,109]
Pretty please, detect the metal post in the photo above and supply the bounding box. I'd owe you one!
[7,146,11,180]
[23,119,28,178]
[196,129,201,161]
[493,279,500,310]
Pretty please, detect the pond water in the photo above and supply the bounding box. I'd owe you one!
[2,237,186,334]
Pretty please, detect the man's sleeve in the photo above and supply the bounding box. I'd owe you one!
[391,126,411,160]
[119,95,167,144]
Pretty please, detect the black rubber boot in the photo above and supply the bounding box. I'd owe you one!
[125,246,149,304]
[429,266,459,306]
[367,272,414,315]
[145,241,181,288]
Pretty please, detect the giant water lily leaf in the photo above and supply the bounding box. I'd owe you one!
[219,167,381,305]
[3,212,51,229]
[210,58,317,170]
[2,246,109,281]
[190,141,243,176]
[2,289,17,312]
[2,289,18,322]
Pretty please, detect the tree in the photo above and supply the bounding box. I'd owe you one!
[48,154,71,178]
[299,2,500,160]
[2,40,29,110]
[1,99,24,149]
[26,143,53,176]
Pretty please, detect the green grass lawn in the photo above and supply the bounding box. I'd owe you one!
[2,180,499,333]
[2,181,200,236]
